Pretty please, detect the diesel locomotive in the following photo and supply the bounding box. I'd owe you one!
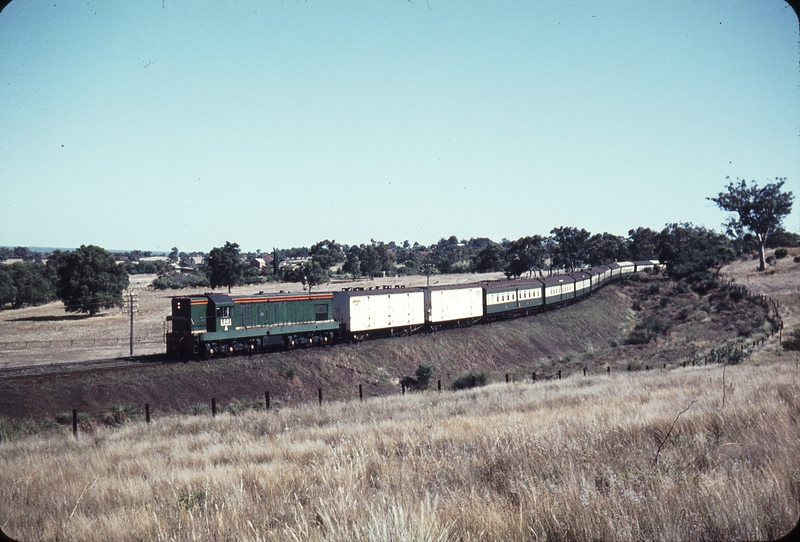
[165,260,659,357]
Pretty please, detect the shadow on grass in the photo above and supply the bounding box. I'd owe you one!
[8,313,106,322]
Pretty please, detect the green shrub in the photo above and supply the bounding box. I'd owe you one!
[794,255,800,264]
[625,318,671,345]
[452,372,487,391]
[783,328,800,351]
[736,314,766,337]
[707,342,751,365]
[56,411,90,425]
[674,281,690,294]
[0,417,14,442]
[414,364,434,390]
[226,398,262,415]
[729,288,745,302]
[774,248,788,259]
[152,272,211,290]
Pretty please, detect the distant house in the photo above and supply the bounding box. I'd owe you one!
[191,256,204,266]
[280,257,310,268]
[250,258,266,269]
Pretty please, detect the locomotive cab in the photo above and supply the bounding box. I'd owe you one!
[206,294,234,333]
[166,296,209,356]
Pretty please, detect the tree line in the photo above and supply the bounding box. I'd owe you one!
[0,178,795,313]
[0,245,129,314]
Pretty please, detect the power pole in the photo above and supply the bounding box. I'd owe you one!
[128,291,139,358]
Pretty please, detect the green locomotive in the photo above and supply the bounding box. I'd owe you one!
[166,291,339,357]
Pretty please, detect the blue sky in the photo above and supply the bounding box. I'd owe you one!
[1,1,798,253]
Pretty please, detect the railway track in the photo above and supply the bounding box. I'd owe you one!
[0,355,169,382]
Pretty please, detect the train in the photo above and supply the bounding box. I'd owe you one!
[165,260,660,357]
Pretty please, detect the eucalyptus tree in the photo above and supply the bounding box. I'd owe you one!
[708,177,793,271]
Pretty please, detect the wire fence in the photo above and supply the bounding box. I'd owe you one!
[0,336,165,350]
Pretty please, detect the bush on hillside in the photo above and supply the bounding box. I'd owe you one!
[625,318,671,345]
[774,248,788,259]
[707,342,751,365]
[452,372,487,391]
[783,328,800,351]
[414,364,434,390]
[56,411,90,425]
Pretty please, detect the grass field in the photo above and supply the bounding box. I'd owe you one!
[1,357,798,541]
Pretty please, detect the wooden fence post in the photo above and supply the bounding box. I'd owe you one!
[146,403,150,424]
[401,382,406,395]
[558,370,561,380]
[532,372,536,382]
[471,375,476,388]
[359,384,363,401]
[437,379,441,392]
[318,388,323,406]
[212,398,216,417]
[266,391,270,410]
[72,409,77,438]
[505,373,509,383]
[607,366,610,375]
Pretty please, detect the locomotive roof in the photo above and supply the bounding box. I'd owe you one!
[206,293,233,304]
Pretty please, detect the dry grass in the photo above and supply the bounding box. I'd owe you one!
[2,357,799,541]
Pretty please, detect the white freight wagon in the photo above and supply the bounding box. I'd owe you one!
[333,288,425,334]
[616,261,636,276]
[424,284,484,324]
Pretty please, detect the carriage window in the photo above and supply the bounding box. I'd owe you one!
[315,304,329,321]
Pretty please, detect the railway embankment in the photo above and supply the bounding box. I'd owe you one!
[0,268,778,427]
